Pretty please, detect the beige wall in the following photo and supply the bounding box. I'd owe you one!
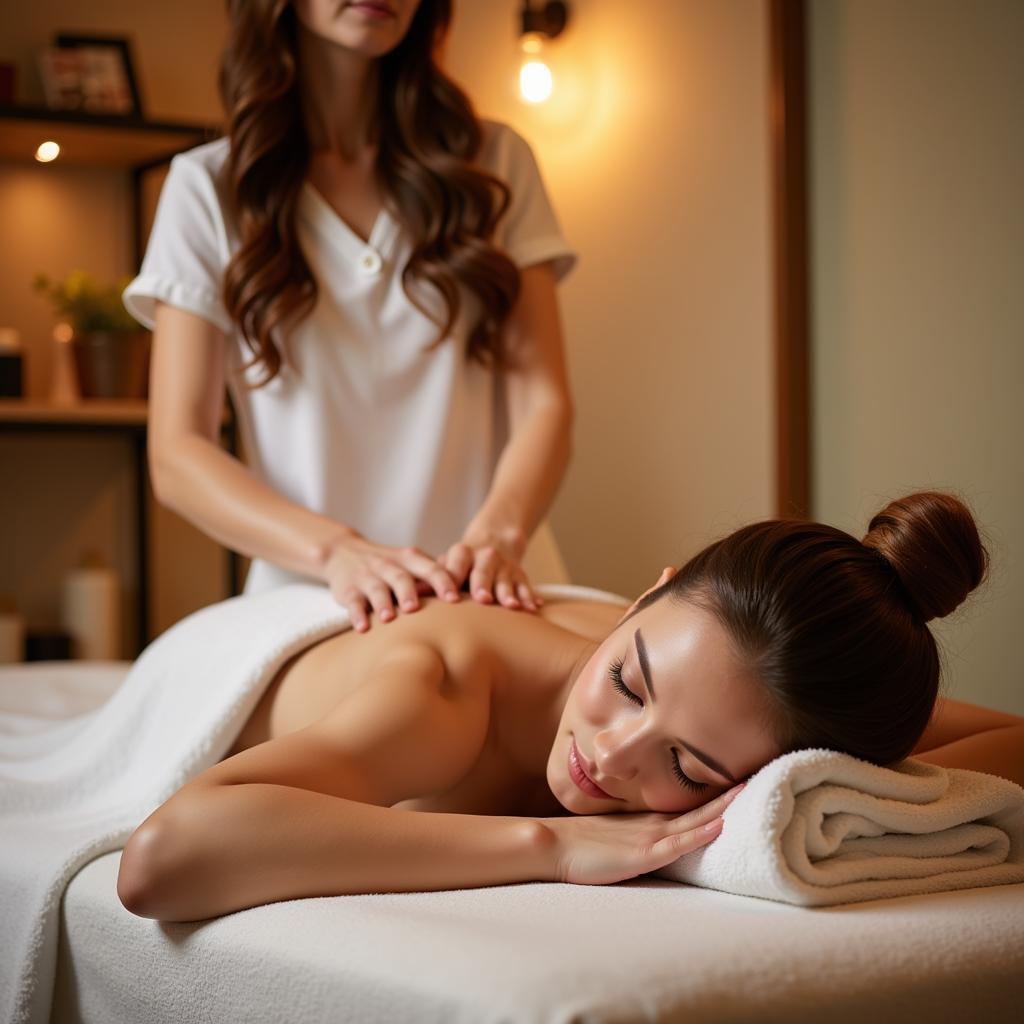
[810,0,1024,713]
[446,0,775,597]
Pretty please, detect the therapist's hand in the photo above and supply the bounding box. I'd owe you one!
[322,533,460,632]
[440,527,542,612]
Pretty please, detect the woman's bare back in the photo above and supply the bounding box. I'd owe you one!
[227,594,627,816]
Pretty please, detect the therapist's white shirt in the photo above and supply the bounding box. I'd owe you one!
[124,122,575,592]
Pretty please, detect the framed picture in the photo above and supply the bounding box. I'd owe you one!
[37,34,142,118]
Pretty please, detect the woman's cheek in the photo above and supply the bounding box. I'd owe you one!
[576,664,613,724]
[637,777,718,814]
[638,781,686,813]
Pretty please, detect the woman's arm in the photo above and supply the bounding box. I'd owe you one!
[912,697,1024,786]
[444,264,573,607]
[117,640,729,920]
[148,302,351,576]
[116,643,538,920]
[148,303,456,626]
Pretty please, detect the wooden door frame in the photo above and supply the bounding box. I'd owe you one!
[769,0,811,517]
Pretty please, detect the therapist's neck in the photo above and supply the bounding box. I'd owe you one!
[298,25,379,159]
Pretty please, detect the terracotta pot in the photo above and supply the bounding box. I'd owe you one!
[71,330,151,399]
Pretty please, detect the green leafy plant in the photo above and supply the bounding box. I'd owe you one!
[33,270,140,333]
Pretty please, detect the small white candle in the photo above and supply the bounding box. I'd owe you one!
[61,561,121,660]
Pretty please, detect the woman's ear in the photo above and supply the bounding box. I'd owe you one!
[615,566,676,626]
[656,565,676,587]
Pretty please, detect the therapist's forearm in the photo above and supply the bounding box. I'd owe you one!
[150,434,351,578]
[466,400,572,547]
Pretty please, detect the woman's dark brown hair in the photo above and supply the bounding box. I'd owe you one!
[219,0,520,384]
[638,492,988,765]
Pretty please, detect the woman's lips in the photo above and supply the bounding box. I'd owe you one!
[346,1,395,19]
[569,738,618,800]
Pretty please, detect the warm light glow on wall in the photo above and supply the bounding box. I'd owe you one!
[503,6,620,164]
[34,141,60,163]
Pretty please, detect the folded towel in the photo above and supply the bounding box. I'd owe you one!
[0,582,624,1024]
[656,747,1024,906]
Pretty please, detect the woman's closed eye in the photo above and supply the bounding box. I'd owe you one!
[607,658,710,794]
[608,657,642,705]
[670,750,709,795]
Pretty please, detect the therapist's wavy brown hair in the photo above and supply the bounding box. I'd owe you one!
[219,0,520,385]
[637,491,987,766]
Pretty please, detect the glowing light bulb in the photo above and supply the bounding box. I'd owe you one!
[35,141,61,163]
[520,59,554,103]
[519,32,554,104]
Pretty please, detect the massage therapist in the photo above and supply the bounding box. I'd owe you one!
[123,0,575,631]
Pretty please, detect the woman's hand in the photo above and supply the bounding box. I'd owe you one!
[322,533,459,632]
[534,785,744,886]
[440,526,541,612]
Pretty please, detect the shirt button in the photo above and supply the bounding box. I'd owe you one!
[358,249,383,276]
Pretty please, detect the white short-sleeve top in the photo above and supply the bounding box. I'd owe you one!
[124,122,575,593]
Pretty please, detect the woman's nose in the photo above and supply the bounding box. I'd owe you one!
[592,724,641,781]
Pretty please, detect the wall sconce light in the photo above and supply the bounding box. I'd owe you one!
[35,140,60,163]
[519,1,570,105]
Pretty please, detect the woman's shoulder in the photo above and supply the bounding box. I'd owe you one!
[160,137,232,210]
[147,137,236,239]
[476,119,539,175]
[170,135,231,177]
[536,598,627,641]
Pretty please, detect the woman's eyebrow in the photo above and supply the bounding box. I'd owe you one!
[634,627,738,785]
[634,628,655,700]
[679,741,738,785]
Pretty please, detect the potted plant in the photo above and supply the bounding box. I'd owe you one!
[33,270,149,399]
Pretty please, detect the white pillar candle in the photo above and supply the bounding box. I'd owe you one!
[60,564,121,660]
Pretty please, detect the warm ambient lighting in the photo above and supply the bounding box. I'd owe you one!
[53,322,74,344]
[519,2,569,105]
[35,141,61,163]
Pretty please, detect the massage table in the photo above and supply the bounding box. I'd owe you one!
[4,654,1024,1023]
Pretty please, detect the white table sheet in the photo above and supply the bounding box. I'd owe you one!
[53,850,1024,1023]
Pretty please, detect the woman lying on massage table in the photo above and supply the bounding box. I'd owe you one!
[117,491,1024,921]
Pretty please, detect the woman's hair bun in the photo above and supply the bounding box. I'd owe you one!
[862,491,987,622]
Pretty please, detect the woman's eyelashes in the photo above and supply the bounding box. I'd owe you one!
[608,656,642,705]
[671,750,709,794]
[606,658,710,794]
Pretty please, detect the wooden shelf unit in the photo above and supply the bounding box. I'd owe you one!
[0,104,219,170]
[0,397,148,426]
[0,107,230,652]
[0,399,238,655]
